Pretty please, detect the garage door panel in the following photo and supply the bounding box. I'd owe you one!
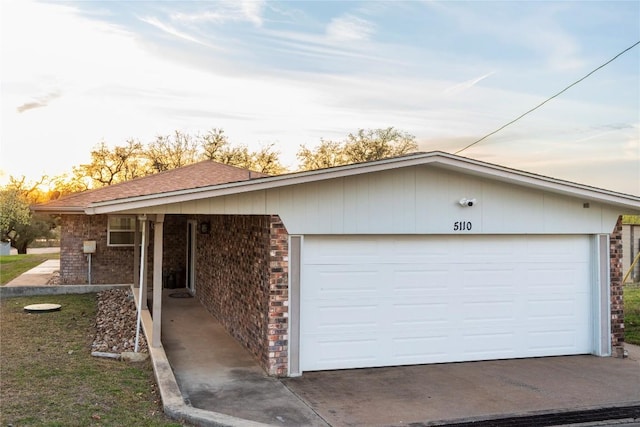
[525,329,585,353]
[527,298,581,319]
[459,239,519,260]
[391,302,450,327]
[391,336,449,362]
[461,267,517,291]
[314,305,379,330]
[461,300,516,323]
[392,269,450,294]
[461,331,517,357]
[525,266,589,288]
[301,235,593,372]
[304,237,380,264]
[524,238,588,262]
[389,239,451,263]
[308,336,380,369]
[303,265,382,298]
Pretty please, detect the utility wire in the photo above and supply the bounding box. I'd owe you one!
[455,40,640,155]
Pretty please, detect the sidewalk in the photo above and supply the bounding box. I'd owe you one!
[5,259,60,286]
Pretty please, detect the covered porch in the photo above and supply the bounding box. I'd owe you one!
[132,213,290,377]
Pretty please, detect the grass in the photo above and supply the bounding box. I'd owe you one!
[0,253,60,285]
[624,284,640,346]
[0,294,187,427]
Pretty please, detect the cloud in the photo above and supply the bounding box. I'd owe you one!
[139,16,209,46]
[444,71,496,95]
[171,11,225,23]
[239,0,265,27]
[16,90,61,113]
[171,0,265,27]
[326,15,375,41]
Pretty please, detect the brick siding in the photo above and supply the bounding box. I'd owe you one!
[267,216,289,376]
[610,215,624,351]
[61,213,290,375]
[60,214,186,286]
[60,215,135,284]
[194,214,289,376]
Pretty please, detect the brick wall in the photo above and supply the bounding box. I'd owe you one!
[267,216,289,376]
[610,215,624,350]
[194,214,289,376]
[60,215,135,284]
[60,214,186,286]
[60,212,290,374]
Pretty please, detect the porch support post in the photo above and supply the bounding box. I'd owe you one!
[133,220,140,287]
[141,219,149,309]
[134,216,147,352]
[152,214,165,348]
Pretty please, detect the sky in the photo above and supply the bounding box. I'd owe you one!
[1,0,639,195]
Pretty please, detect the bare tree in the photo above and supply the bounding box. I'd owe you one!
[147,131,200,172]
[75,140,147,187]
[200,129,285,174]
[297,127,418,171]
[297,139,346,170]
[343,128,418,163]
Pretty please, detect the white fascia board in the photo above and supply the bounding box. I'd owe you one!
[31,206,86,214]
[85,152,640,215]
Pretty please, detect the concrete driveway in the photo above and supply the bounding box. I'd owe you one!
[162,292,640,427]
[282,352,640,426]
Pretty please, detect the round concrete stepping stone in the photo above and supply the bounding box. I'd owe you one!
[23,303,61,313]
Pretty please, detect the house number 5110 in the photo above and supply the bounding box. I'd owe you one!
[453,221,472,231]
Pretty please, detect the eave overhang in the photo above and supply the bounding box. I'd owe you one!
[30,205,86,214]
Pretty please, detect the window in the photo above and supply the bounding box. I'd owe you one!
[107,216,136,246]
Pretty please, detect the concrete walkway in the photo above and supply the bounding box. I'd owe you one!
[161,291,328,426]
[5,259,60,286]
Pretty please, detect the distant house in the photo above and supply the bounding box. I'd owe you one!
[33,152,640,377]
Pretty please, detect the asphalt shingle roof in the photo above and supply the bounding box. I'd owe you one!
[34,161,267,212]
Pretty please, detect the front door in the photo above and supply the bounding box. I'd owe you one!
[186,220,197,294]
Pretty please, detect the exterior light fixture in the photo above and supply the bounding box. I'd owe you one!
[199,221,211,234]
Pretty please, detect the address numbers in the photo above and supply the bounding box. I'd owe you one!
[453,221,472,231]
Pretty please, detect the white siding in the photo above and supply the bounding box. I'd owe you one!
[125,166,621,235]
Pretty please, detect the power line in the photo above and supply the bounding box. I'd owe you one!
[455,40,640,155]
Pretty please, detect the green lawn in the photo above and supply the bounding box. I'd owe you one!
[0,294,187,427]
[624,284,640,346]
[0,253,60,285]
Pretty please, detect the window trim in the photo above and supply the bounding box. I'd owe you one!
[107,215,136,247]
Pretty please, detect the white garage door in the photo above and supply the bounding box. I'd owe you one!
[300,235,593,372]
